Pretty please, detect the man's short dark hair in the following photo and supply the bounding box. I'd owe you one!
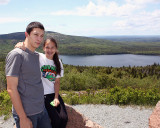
[26,21,45,35]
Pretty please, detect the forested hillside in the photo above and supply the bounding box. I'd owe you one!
[1,54,160,117]
[0,32,160,56]
[1,56,160,107]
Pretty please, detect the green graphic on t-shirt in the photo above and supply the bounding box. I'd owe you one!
[41,65,57,82]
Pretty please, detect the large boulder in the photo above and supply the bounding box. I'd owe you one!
[149,101,160,128]
[65,104,103,128]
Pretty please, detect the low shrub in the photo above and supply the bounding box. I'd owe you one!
[0,90,12,120]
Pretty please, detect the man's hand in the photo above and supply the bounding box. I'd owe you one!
[20,117,33,128]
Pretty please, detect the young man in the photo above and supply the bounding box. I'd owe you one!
[5,22,52,128]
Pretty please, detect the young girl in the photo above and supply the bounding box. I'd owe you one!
[15,37,68,128]
[40,37,68,128]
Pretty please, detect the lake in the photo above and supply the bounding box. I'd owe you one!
[59,54,160,67]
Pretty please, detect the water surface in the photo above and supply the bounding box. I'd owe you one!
[59,54,160,67]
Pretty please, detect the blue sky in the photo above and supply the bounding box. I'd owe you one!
[0,0,160,36]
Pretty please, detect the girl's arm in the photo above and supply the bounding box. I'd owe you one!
[54,78,60,106]
[15,42,26,50]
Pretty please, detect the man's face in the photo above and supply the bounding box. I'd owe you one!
[26,28,44,51]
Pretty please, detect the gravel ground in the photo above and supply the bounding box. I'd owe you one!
[0,115,14,128]
[72,104,153,128]
[0,105,153,128]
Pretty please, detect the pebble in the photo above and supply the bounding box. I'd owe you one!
[0,115,14,128]
[0,105,153,128]
[72,104,153,128]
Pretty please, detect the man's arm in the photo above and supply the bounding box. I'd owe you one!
[7,76,33,128]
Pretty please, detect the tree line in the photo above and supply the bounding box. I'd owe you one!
[1,57,160,107]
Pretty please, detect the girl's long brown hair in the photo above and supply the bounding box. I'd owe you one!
[43,37,61,75]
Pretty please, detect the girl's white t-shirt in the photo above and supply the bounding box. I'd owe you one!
[39,53,64,95]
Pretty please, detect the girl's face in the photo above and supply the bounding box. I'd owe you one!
[43,39,57,60]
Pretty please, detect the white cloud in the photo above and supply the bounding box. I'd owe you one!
[126,0,160,5]
[51,1,138,17]
[113,9,160,33]
[0,17,26,24]
[51,0,160,17]
[0,0,10,5]
[51,0,149,17]
[50,0,160,35]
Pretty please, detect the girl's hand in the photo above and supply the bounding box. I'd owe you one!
[15,42,25,50]
[53,98,60,107]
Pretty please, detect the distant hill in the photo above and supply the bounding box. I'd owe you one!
[0,31,67,40]
[92,35,160,42]
[0,31,96,44]
[0,32,25,40]
[1,31,160,56]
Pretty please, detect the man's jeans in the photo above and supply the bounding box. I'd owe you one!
[13,108,52,128]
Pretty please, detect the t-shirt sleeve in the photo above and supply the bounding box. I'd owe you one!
[5,51,22,77]
[56,59,64,78]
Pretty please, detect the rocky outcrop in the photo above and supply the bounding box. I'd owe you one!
[149,101,160,128]
[65,104,103,128]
